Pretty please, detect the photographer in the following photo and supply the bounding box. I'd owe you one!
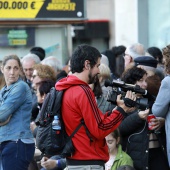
[55,44,135,170]
[118,66,169,170]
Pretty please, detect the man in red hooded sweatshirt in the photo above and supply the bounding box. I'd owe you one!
[55,44,134,170]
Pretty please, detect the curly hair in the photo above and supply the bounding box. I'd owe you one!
[121,66,147,84]
[33,64,56,81]
[71,44,101,73]
[162,45,170,74]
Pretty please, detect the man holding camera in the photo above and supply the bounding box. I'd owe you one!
[55,44,135,170]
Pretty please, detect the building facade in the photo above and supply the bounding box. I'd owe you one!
[0,0,169,62]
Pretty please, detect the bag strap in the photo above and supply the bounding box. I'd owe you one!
[49,88,63,117]
[68,84,95,143]
[69,119,84,139]
[80,120,93,143]
[68,119,93,143]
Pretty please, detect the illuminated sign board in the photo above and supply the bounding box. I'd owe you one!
[0,0,86,20]
[0,27,35,46]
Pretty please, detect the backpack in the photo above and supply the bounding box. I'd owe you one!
[35,87,85,157]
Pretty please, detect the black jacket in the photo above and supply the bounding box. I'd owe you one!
[119,110,167,170]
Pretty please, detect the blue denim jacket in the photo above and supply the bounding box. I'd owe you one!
[0,78,33,142]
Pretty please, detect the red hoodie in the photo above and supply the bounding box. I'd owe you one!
[55,75,124,162]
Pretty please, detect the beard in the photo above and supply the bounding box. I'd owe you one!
[88,71,98,84]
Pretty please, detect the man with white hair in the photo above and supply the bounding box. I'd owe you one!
[41,56,62,76]
[21,53,41,86]
[21,53,41,114]
[124,43,145,68]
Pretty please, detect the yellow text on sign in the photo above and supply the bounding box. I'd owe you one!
[46,0,76,11]
[0,0,45,18]
[9,39,27,45]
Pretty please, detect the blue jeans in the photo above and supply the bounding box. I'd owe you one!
[0,139,35,170]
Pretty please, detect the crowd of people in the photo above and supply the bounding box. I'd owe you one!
[0,43,170,170]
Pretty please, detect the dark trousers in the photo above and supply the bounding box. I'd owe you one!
[148,148,170,170]
[0,139,35,170]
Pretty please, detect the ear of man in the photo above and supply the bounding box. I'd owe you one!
[85,61,90,70]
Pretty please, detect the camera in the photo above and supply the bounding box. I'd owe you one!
[105,79,149,110]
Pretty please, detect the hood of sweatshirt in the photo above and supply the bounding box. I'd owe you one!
[55,75,88,91]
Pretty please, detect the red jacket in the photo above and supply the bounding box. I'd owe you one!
[55,75,124,162]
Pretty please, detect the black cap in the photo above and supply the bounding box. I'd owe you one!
[134,56,158,68]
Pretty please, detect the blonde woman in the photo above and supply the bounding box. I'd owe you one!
[98,63,112,99]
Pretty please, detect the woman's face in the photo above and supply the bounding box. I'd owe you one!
[136,73,147,90]
[1,59,20,86]
[31,70,42,91]
[36,88,45,104]
[105,134,119,153]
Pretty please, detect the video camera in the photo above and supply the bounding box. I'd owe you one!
[105,79,149,110]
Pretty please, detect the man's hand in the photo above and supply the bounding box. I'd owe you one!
[41,157,57,170]
[116,91,136,112]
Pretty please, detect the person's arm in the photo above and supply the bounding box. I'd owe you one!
[50,155,66,169]
[0,82,28,124]
[55,158,66,169]
[76,87,134,139]
[119,110,146,136]
[41,156,66,170]
[152,77,170,118]
[30,122,37,138]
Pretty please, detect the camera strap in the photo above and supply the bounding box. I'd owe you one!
[124,98,136,107]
